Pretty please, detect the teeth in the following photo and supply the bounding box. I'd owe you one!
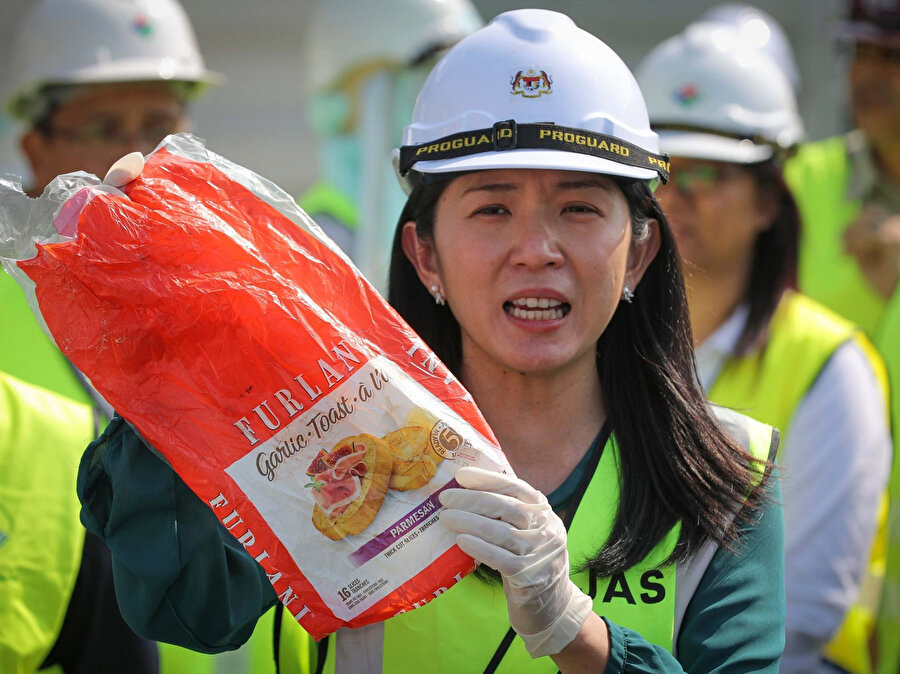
[508,306,565,320]
[511,297,562,309]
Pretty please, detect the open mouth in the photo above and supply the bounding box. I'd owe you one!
[503,297,571,321]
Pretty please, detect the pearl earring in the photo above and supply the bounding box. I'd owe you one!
[431,284,446,306]
[622,284,635,303]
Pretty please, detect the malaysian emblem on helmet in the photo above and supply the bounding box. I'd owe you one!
[674,83,700,107]
[511,69,552,98]
[132,14,154,37]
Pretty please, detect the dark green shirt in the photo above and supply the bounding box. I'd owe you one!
[78,416,785,672]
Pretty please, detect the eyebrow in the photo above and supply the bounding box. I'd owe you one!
[460,177,615,197]
[461,182,519,196]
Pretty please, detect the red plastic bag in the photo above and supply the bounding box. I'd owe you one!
[0,134,509,639]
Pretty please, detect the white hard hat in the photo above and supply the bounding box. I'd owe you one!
[305,0,484,92]
[701,4,801,91]
[636,22,804,165]
[393,9,670,192]
[4,0,221,120]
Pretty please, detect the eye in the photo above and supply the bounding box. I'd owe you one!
[562,203,601,215]
[472,205,510,216]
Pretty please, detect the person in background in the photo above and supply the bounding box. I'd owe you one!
[637,22,892,674]
[1,1,306,672]
[299,0,482,288]
[0,370,157,673]
[1,0,219,414]
[782,2,900,671]
[78,10,785,672]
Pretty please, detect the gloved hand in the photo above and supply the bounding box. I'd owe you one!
[439,466,594,658]
[102,151,145,187]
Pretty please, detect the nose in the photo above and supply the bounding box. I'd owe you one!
[508,210,565,269]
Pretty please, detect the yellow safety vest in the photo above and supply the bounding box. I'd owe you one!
[311,409,774,673]
[0,272,94,406]
[785,136,885,336]
[158,605,311,674]
[786,137,900,674]
[709,291,889,674]
[299,182,359,233]
[0,372,94,674]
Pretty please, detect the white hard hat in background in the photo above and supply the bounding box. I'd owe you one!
[700,3,801,91]
[394,9,668,192]
[305,0,484,92]
[4,0,221,120]
[636,22,804,165]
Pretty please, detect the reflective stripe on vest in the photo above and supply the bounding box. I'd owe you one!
[708,291,889,674]
[313,411,774,673]
[0,372,93,673]
[876,297,900,674]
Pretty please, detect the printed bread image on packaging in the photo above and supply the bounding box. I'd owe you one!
[0,133,511,640]
[382,425,443,491]
[307,434,393,541]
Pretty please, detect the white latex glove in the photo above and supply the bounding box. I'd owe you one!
[439,466,594,658]
[102,151,145,187]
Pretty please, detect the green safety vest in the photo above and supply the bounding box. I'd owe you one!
[0,271,94,406]
[785,136,885,337]
[158,606,311,674]
[786,138,900,674]
[299,182,360,233]
[709,291,889,674]
[0,372,94,673]
[308,409,774,673]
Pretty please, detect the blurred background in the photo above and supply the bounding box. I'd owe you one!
[0,0,848,197]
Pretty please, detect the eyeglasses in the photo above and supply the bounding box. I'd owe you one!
[668,163,747,197]
[43,118,181,148]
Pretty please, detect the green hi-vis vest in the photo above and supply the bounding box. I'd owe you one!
[159,605,311,674]
[0,372,94,674]
[299,182,360,233]
[708,291,890,674]
[784,136,885,337]
[297,181,360,266]
[0,271,94,407]
[308,409,775,673]
[786,135,900,674]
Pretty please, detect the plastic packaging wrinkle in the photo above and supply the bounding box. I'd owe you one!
[0,132,511,639]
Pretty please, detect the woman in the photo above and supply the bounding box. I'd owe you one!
[77,10,784,672]
[637,22,892,674]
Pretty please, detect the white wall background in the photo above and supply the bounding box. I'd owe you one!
[0,0,851,197]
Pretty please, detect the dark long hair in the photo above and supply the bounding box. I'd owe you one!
[733,160,800,355]
[388,174,768,576]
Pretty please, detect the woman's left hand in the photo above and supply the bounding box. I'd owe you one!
[439,466,595,658]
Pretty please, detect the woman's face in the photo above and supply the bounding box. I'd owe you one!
[655,157,773,278]
[403,169,658,377]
